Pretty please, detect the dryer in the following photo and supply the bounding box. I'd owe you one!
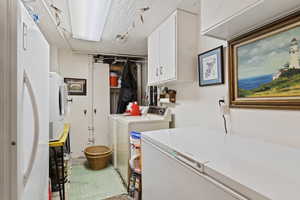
[49,72,68,141]
[108,114,125,168]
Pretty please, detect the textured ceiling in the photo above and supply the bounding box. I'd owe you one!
[32,0,201,56]
[44,0,72,32]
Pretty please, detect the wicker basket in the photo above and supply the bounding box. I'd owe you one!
[84,146,112,170]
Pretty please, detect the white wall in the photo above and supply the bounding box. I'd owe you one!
[167,14,300,149]
[50,45,59,73]
[58,49,92,157]
[58,50,110,158]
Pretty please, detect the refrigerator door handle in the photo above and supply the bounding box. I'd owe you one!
[23,70,40,186]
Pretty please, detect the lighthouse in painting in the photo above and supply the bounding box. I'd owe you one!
[289,38,300,69]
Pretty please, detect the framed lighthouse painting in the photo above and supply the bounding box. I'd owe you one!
[229,12,300,109]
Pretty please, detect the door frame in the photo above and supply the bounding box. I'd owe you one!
[0,0,19,199]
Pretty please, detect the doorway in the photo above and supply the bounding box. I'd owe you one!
[52,52,147,200]
[52,52,127,200]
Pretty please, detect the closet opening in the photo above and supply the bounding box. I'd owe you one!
[94,55,148,114]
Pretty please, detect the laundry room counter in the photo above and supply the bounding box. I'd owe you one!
[49,124,70,147]
[142,127,300,200]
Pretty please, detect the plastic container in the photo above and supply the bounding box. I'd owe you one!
[130,131,141,158]
[130,131,141,145]
[84,146,112,170]
[130,102,141,116]
[110,72,118,87]
[129,132,142,176]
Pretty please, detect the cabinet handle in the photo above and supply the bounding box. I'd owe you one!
[160,66,163,75]
[156,67,159,77]
[23,22,28,51]
[175,154,203,173]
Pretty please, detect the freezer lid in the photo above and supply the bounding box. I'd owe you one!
[142,127,228,165]
[203,136,300,200]
[142,127,300,200]
[142,135,251,200]
[142,132,210,168]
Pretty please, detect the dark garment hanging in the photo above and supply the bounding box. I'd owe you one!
[117,61,138,114]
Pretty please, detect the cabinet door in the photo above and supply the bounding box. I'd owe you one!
[92,63,110,146]
[158,13,176,82]
[201,0,261,32]
[147,31,160,85]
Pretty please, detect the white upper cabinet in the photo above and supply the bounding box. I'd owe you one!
[201,0,300,40]
[201,0,261,32]
[148,10,197,86]
[158,13,176,82]
[148,30,160,85]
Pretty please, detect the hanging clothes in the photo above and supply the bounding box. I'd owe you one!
[117,61,138,113]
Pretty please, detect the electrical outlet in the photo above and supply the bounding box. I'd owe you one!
[218,97,229,115]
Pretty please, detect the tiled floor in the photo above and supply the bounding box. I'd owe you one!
[68,163,127,200]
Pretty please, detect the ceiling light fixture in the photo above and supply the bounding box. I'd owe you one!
[139,7,150,24]
[68,0,112,42]
[114,6,150,43]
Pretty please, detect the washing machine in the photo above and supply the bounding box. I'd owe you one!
[114,106,172,185]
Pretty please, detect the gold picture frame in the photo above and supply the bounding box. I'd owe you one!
[229,12,300,109]
[64,78,87,96]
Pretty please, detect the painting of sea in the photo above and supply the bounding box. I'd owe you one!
[237,25,300,98]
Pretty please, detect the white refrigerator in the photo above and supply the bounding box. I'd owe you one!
[17,1,49,200]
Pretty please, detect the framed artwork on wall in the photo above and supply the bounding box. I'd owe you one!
[198,46,224,86]
[229,12,300,109]
[64,78,87,96]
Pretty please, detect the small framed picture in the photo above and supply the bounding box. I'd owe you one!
[198,46,224,86]
[64,78,87,96]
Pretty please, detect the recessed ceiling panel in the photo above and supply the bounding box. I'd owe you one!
[68,0,112,41]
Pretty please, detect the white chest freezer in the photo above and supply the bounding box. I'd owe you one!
[142,127,300,200]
